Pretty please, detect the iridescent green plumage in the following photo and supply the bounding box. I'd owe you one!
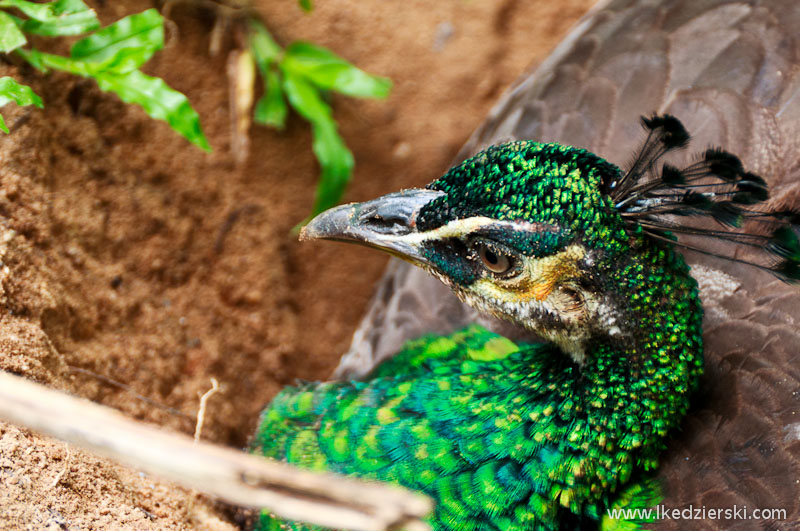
[255,317,696,529]
[251,118,798,530]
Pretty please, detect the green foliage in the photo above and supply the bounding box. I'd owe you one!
[0,76,42,132]
[0,12,26,52]
[247,18,391,218]
[0,2,209,151]
[249,19,285,129]
[283,42,391,99]
[282,72,354,221]
[14,0,100,36]
[69,7,162,68]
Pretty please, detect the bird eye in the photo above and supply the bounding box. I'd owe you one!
[477,242,515,275]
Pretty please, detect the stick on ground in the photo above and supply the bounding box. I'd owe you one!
[0,370,432,531]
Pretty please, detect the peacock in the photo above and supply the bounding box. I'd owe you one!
[251,114,798,529]
[252,0,800,529]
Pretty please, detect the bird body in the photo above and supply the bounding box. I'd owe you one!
[254,325,664,530]
[329,3,800,527]
[252,131,796,529]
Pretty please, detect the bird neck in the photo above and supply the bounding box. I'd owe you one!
[553,239,704,501]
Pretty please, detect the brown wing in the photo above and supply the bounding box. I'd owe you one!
[339,1,800,526]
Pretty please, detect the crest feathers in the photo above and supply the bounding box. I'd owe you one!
[610,114,800,282]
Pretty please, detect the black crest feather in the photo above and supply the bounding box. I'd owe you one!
[610,114,800,283]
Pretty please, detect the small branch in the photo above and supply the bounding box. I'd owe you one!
[228,47,255,166]
[194,377,220,442]
[0,370,432,531]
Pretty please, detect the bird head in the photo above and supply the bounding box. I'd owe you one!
[301,116,800,365]
[301,142,642,363]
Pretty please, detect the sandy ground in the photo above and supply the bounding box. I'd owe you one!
[0,0,594,528]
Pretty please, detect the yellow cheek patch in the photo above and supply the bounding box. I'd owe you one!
[531,281,555,302]
[524,245,585,300]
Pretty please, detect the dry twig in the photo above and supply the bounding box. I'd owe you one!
[194,377,221,442]
[0,370,432,531]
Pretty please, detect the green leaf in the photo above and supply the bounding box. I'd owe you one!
[0,76,43,134]
[0,11,26,52]
[248,19,282,67]
[309,119,354,215]
[298,0,313,13]
[71,8,163,72]
[15,49,210,151]
[249,19,286,128]
[0,76,43,107]
[254,68,287,129]
[280,69,330,137]
[21,0,99,36]
[92,70,210,151]
[0,0,55,22]
[282,71,353,216]
[15,47,91,75]
[283,42,391,99]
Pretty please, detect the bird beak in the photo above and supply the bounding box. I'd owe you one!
[299,189,445,265]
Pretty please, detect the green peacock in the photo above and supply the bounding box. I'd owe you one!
[249,115,800,530]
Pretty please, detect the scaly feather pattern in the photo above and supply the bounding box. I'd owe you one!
[254,318,695,531]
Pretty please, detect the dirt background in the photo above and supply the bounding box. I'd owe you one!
[0,0,594,528]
